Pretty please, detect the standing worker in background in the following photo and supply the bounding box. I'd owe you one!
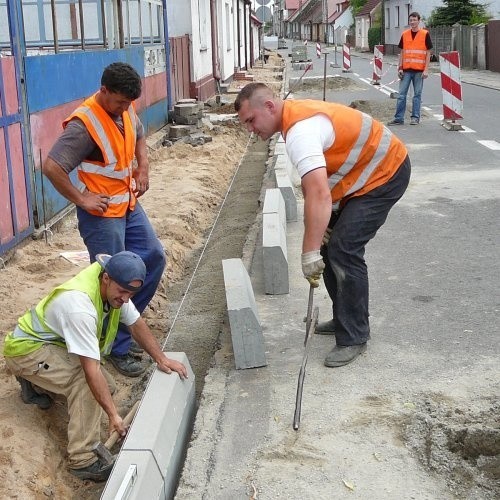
[3,251,187,481]
[388,11,433,126]
[42,62,165,377]
[235,83,411,367]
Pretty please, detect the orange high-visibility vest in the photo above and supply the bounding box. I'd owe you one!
[401,29,428,71]
[63,93,138,217]
[282,100,408,208]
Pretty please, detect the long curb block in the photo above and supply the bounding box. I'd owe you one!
[222,258,267,370]
[101,352,195,499]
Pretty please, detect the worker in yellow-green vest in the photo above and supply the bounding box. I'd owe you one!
[3,251,188,482]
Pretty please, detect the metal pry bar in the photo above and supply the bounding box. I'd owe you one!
[293,286,319,430]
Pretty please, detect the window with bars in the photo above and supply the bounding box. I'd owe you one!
[0,0,164,52]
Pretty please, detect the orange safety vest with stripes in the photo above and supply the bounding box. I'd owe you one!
[401,29,429,71]
[281,100,408,208]
[63,93,138,217]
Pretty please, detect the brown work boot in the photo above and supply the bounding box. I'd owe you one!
[324,343,367,367]
[69,458,114,482]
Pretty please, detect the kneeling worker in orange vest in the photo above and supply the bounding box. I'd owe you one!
[235,83,411,367]
[3,251,187,482]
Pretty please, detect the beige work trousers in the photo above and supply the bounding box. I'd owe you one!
[5,344,115,469]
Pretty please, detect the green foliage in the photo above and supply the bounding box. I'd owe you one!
[368,26,381,52]
[427,0,491,26]
[350,0,368,17]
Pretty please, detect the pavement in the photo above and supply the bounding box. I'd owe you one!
[174,45,500,500]
[350,48,500,91]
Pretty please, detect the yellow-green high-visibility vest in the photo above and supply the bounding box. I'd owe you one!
[3,263,121,357]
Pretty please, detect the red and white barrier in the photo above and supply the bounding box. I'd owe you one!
[316,42,321,59]
[439,51,463,129]
[372,44,384,85]
[342,44,351,72]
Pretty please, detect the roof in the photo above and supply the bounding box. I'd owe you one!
[251,13,262,25]
[357,0,380,17]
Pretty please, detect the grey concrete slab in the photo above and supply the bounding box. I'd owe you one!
[222,258,267,369]
[274,169,297,222]
[262,212,289,295]
[263,188,286,232]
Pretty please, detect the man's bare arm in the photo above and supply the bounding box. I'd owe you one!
[42,158,110,214]
[79,356,126,437]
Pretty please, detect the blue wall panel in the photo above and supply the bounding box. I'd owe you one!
[25,47,144,113]
[139,98,169,135]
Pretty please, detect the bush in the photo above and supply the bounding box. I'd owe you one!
[368,26,381,52]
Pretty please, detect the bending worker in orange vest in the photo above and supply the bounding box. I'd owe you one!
[235,83,411,367]
[42,62,164,377]
[388,11,433,126]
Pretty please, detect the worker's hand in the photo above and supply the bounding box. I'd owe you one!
[157,355,188,380]
[423,69,429,79]
[322,227,332,247]
[398,69,404,80]
[132,167,150,198]
[109,414,127,439]
[80,190,110,214]
[301,250,325,288]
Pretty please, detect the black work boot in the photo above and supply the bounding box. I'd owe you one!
[16,377,53,410]
[69,458,115,482]
[107,353,145,377]
[315,319,336,335]
[324,344,367,367]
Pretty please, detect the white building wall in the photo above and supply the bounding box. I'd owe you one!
[188,0,214,88]
[218,0,235,81]
[167,0,192,36]
[355,16,371,49]
[252,23,261,63]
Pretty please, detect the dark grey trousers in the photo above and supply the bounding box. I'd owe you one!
[320,156,411,346]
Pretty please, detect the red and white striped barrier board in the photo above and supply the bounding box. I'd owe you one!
[342,44,351,72]
[316,42,321,58]
[372,44,384,84]
[439,51,463,122]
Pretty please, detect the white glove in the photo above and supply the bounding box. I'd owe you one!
[301,250,325,288]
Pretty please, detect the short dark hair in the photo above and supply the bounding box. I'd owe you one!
[101,62,142,100]
[234,82,271,112]
[409,11,421,20]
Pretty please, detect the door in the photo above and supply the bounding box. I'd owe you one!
[0,0,34,255]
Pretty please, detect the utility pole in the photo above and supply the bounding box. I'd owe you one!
[322,0,328,45]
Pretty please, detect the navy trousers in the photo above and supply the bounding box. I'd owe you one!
[77,202,166,355]
[320,156,411,346]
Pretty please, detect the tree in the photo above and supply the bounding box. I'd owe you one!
[350,0,368,17]
[427,0,491,26]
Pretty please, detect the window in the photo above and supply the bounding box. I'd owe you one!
[0,0,164,52]
[385,7,390,28]
[395,6,400,28]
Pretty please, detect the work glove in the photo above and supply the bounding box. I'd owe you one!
[301,250,325,288]
[398,69,404,79]
[322,227,332,247]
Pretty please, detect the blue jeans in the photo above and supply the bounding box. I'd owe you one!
[77,202,166,355]
[320,156,411,346]
[394,70,424,122]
